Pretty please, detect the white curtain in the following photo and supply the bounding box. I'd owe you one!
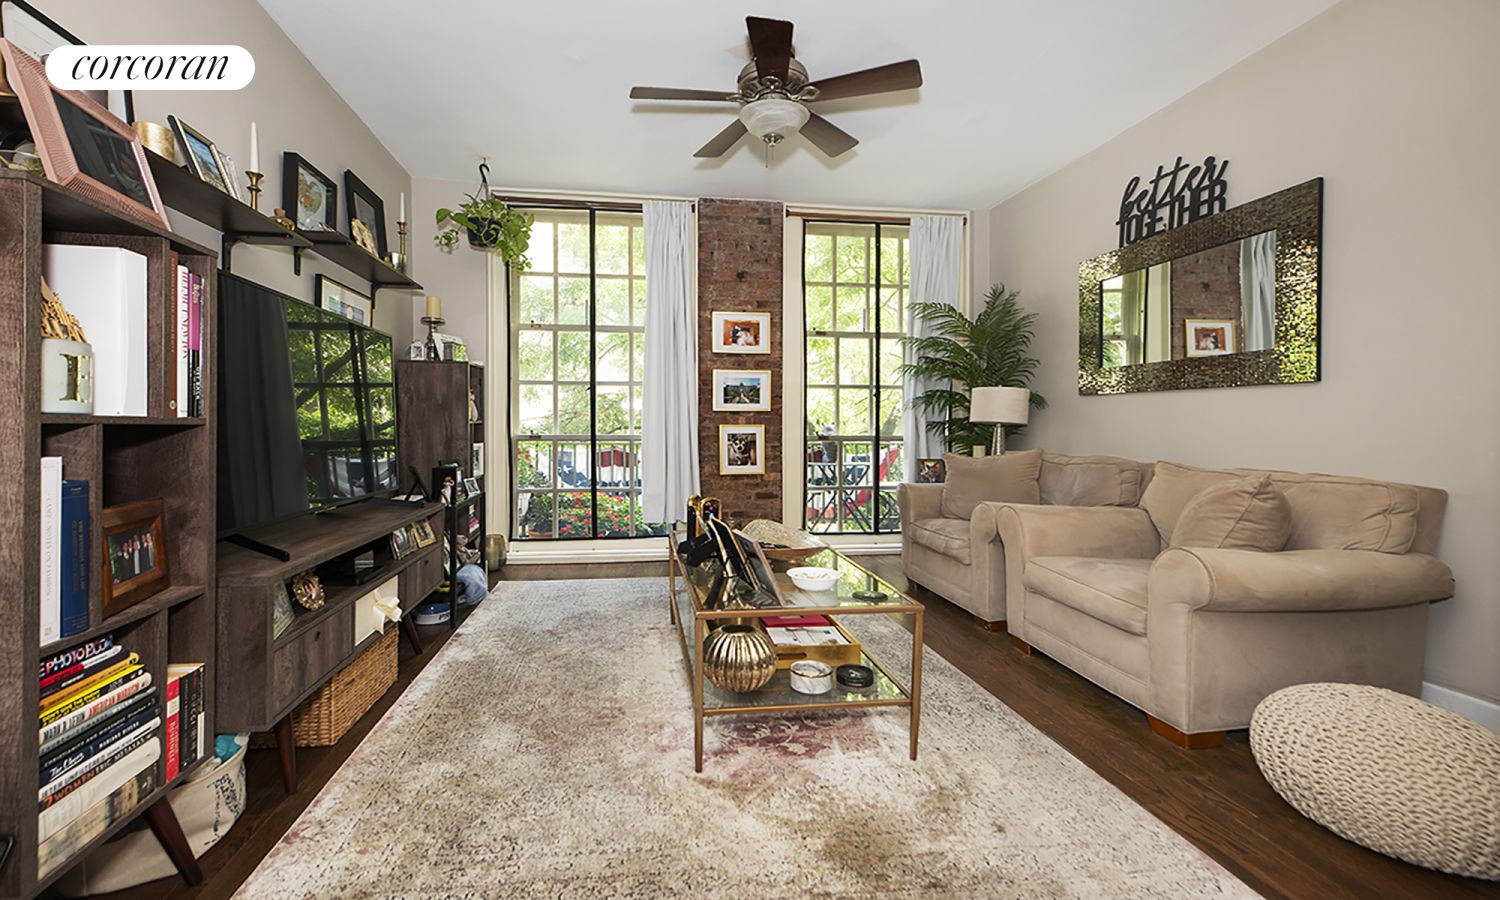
[903,215,965,477]
[640,200,700,523]
[1242,230,1277,351]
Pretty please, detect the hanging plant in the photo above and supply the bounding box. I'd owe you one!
[434,161,535,272]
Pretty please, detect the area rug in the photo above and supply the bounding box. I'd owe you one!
[235,578,1260,899]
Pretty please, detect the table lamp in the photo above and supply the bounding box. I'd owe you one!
[969,386,1030,455]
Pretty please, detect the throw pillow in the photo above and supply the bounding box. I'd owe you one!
[1170,474,1292,552]
[1138,460,1240,545]
[939,447,1043,519]
[1039,452,1147,507]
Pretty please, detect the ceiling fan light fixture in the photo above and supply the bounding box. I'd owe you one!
[739,97,809,144]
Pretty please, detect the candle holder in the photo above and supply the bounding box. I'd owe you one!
[421,315,445,361]
[396,220,409,273]
[245,171,264,212]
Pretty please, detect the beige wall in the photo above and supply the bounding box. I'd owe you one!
[57,0,415,336]
[406,176,492,363]
[986,0,1500,706]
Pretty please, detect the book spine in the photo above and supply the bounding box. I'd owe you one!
[40,457,62,646]
[39,718,159,804]
[39,655,140,716]
[40,635,115,682]
[39,644,124,701]
[39,667,148,731]
[38,738,160,841]
[188,272,203,417]
[40,686,157,761]
[39,701,161,786]
[39,674,152,746]
[36,768,156,879]
[175,262,190,418]
[165,671,181,782]
[59,480,90,638]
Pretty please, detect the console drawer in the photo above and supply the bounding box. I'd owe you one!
[271,605,354,712]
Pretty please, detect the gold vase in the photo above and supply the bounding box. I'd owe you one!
[702,624,777,693]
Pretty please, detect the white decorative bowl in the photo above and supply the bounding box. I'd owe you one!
[787,567,839,591]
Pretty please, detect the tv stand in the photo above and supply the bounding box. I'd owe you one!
[224,532,292,561]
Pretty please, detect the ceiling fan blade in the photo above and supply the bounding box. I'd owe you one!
[806,59,923,102]
[746,16,793,84]
[630,86,738,102]
[694,119,749,158]
[799,111,859,157]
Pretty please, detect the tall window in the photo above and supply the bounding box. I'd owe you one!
[803,220,909,534]
[511,208,664,539]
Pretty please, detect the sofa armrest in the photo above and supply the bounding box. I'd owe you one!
[994,504,1162,561]
[1150,548,1455,614]
[897,482,944,526]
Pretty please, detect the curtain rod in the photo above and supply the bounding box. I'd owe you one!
[787,210,966,225]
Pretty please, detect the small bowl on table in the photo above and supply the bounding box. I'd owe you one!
[787,567,840,592]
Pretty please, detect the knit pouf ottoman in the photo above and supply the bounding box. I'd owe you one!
[1250,683,1500,881]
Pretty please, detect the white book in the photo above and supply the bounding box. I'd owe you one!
[42,245,149,416]
[38,738,160,841]
[40,457,62,647]
[176,264,190,417]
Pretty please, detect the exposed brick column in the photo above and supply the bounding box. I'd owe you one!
[697,197,784,525]
[1170,243,1242,357]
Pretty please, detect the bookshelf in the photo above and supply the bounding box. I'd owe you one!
[0,169,216,899]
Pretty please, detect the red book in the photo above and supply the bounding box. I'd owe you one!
[163,671,181,782]
[761,615,832,628]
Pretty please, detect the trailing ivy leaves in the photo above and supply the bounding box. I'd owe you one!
[434,191,535,272]
[899,283,1047,452]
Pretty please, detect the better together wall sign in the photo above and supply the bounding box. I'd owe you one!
[1117,155,1229,247]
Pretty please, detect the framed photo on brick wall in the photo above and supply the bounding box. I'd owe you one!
[711,311,770,354]
[712,369,771,411]
[719,424,765,474]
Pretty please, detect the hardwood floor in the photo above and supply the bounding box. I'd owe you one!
[71,558,1497,900]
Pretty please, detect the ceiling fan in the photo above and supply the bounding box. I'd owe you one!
[629,16,922,159]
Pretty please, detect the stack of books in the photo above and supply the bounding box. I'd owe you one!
[35,636,161,876]
[171,254,206,418]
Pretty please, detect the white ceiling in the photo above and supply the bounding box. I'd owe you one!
[254,0,1339,211]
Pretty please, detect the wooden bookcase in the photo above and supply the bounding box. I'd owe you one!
[0,169,216,899]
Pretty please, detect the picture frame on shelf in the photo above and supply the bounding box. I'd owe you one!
[712,369,771,411]
[916,458,946,484]
[343,169,387,258]
[166,115,237,199]
[282,151,337,231]
[0,40,168,230]
[271,580,295,639]
[101,499,168,618]
[719,424,765,475]
[390,525,414,559]
[413,518,437,547]
[471,443,485,477]
[463,476,480,497]
[0,0,134,122]
[1185,319,1236,357]
[315,274,373,325]
[711,311,771,354]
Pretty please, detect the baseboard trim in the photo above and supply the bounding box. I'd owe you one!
[1421,682,1500,731]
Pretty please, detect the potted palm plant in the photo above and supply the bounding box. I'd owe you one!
[433,162,535,271]
[900,283,1047,452]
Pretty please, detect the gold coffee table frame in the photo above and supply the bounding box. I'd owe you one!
[668,526,923,772]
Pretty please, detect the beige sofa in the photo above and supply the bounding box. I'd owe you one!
[897,450,1149,628]
[996,460,1454,747]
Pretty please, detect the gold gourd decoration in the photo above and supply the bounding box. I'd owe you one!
[702,621,777,693]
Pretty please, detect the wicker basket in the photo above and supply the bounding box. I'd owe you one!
[253,627,399,748]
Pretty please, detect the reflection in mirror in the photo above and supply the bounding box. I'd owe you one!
[1101,230,1277,367]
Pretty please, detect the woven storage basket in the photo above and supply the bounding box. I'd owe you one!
[253,627,399,748]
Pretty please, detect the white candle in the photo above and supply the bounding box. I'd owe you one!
[249,121,259,172]
[426,295,441,318]
[399,191,406,222]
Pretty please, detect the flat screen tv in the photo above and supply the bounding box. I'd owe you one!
[217,272,398,538]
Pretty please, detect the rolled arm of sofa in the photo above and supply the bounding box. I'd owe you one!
[897,482,944,527]
[994,504,1161,561]
[1150,547,1455,614]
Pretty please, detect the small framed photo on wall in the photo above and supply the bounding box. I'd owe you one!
[1185,319,1236,357]
[282,151,338,231]
[316,274,373,325]
[711,311,770,354]
[712,369,771,411]
[916,458,946,484]
[719,424,765,475]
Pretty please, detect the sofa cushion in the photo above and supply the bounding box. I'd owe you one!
[1139,461,1241,545]
[1271,477,1421,554]
[1040,453,1147,507]
[907,517,973,565]
[1171,474,1292,552]
[1024,556,1153,636]
[940,447,1042,520]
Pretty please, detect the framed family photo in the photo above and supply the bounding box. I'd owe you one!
[719,424,765,475]
[101,499,168,618]
[283,151,337,231]
[712,369,771,411]
[711,311,770,354]
[1185,319,1236,357]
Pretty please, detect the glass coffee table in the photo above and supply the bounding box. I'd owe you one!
[667,527,924,772]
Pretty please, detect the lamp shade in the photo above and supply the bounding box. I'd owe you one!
[739,97,810,139]
[969,386,1030,425]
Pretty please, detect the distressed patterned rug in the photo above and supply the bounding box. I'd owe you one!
[236,578,1260,899]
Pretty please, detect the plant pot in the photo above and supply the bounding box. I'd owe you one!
[465,218,501,249]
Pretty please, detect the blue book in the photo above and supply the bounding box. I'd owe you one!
[60,481,89,638]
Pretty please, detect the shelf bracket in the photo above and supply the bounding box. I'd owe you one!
[221,234,243,272]
[293,245,306,276]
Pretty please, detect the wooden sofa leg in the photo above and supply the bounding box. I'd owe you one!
[1148,715,1225,749]
[973,615,1006,633]
[1011,636,1031,655]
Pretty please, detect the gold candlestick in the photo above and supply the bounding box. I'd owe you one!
[397,220,409,273]
[245,170,263,212]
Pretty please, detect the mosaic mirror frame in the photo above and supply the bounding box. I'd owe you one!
[1078,177,1322,395]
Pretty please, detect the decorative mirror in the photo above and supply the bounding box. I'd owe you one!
[1078,177,1321,394]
